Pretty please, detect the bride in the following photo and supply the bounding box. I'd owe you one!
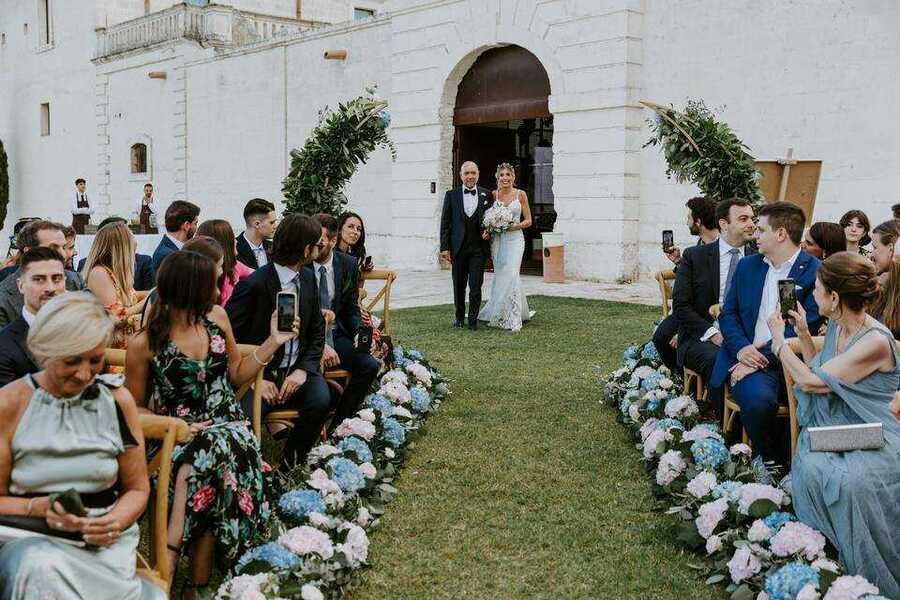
[479,163,535,331]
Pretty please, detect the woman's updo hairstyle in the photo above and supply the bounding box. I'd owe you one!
[27,292,113,362]
[495,162,516,183]
[817,251,880,313]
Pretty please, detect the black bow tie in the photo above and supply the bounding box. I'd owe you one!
[464,188,477,195]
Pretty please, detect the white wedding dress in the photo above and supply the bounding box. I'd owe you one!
[479,191,534,331]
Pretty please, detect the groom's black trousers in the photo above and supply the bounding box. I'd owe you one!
[451,248,485,325]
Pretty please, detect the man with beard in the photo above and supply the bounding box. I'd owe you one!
[151,200,200,274]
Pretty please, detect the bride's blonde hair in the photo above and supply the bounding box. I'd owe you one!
[495,162,516,184]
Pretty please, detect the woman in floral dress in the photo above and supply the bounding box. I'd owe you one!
[125,250,298,594]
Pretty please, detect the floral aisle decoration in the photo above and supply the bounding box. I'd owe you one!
[602,329,889,600]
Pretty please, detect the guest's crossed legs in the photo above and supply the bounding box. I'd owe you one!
[679,337,723,417]
[730,361,787,462]
[329,332,380,429]
[652,314,680,373]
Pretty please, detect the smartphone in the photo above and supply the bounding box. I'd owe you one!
[363,255,374,271]
[356,325,374,353]
[276,291,298,333]
[778,278,797,319]
[662,230,675,252]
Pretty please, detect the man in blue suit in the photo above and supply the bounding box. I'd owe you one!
[151,200,199,274]
[710,202,823,462]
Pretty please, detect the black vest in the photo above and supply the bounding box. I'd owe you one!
[461,206,482,253]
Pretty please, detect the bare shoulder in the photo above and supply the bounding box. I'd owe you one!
[110,385,138,414]
[208,305,233,333]
[517,188,529,202]
[0,379,34,437]
[88,265,113,284]
[129,329,151,354]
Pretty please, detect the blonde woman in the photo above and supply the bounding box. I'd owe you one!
[0,293,164,599]
[81,221,145,348]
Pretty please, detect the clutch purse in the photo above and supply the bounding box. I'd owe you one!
[808,422,884,452]
[0,515,85,546]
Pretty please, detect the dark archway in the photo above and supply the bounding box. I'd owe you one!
[452,46,555,273]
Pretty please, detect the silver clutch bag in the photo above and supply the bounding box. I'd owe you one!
[808,423,884,452]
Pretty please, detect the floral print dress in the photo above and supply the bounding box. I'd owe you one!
[148,318,271,565]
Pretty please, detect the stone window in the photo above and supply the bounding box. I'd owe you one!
[131,143,148,174]
[40,103,50,136]
[354,7,375,20]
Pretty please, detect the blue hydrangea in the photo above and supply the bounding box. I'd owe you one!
[646,397,661,412]
[623,345,639,361]
[619,397,632,415]
[236,543,301,573]
[654,418,684,431]
[691,437,730,470]
[395,356,411,368]
[407,349,423,361]
[624,358,638,370]
[338,436,374,463]
[366,393,393,415]
[640,372,664,392]
[278,490,326,521]
[763,511,796,535]
[712,480,744,502]
[694,423,720,434]
[382,417,406,447]
[378,110,391,129]
[392,344,405,359]
[434,381,450,397]
[410,386,432,412]
[764,562,819,600]
[641,343,661,362]
[327,457,365,493]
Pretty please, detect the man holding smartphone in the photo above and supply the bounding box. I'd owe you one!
[226,214,328,468]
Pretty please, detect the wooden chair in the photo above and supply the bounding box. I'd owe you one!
[654,270,676,318]
[782,336,827,457]
[709,303,721,320]
[683,367,707,402]
[360,269,397,334]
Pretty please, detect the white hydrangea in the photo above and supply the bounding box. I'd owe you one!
[695,498,729,539]
[655,450,686,486]
[705,534,722,554]
[728,545,762,583]
[686,471,717,499]
[822,575,879,600]
[730,443,752,458]
[747,519,773,542]
[664,395,699,418]
[300,584,325,600]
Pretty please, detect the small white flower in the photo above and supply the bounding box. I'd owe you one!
[730,443,752,458]
[796,584,820,600]
[356,506,372,527]
[301,584,325,600]
[384,447,395,459]
[359,462,377,479]
[357,408,376,422]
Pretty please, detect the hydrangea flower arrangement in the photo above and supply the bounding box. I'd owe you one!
[764,562,819,600]
[366,393,393,415]
[410,385,432,413]
[690,437,730,470]
[279,489,327,522]
[326,458,366,493]
[337,436,374,463]
[381,417,406,448]
[235,542,301,574]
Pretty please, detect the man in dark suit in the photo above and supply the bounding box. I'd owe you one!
[236,198,277,270]
[77,217,155,290]
[309,214,379,429]
[0,247,67,386]
[151,200,199,274]
[440,160,492,330]
[673,198,757,417]
[226,214,328,468]
[711,202,823,462]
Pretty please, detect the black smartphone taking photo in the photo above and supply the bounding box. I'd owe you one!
[276,291,298,333]
[662,230,674,252]
[356,325,373,353]
[778,278,797,320]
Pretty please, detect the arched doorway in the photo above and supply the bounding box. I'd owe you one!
[452,46,554,274]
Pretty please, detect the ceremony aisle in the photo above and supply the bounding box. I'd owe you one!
[349,296,710,599]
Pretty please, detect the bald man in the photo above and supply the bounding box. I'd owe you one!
[439,161,492,330]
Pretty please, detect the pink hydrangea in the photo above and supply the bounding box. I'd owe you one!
[356,408,376,422]
[737,483,787,515]
[730,443,752,458]
[664,395,699,418]
[217,573,272,599]
[695,498,729,539]
[278,525,334,559]
[642,429,673,459]
[379,381,411,405]
[686,471,717,499]
[333,417,376,441]
[797,585,820,600]
[747,519,773,542]
[306,469,341,495]
[359,462,377,479]
[683,426,723,443]
[336,522,369,565]
[728,546,762,583]
[769,521,826,561]
[639,418,659,441]
[380,369,408,386]
[405,362,432,387]
[822,575,879,600]
[301,585,325,600]
[705,535,722,554]
[656,450,686,486]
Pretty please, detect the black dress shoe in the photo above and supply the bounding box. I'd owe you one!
[453,320,464,329]
[468,322,478,331]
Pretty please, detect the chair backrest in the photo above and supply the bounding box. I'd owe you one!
[360,269,397,334]
[654,270,676,318]
[709,303,721,320]
[783,336,826,457]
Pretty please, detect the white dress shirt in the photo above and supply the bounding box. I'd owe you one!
[71,192,93,215]
[136,196,160,217]
[165,233,185,250]
[752,248,801,347]
[274,262,300,369]
[246,236,268,268]
[21,307,36,327]
[462,187,478,217]
[700,238,747,342]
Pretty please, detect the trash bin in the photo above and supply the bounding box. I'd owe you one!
[541,232,564,283]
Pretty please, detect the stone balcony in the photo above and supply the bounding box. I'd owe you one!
[94,3,318,61]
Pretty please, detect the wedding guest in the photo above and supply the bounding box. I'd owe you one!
[61,225,77,270]
[0,221,84,329]
[151,200,199,273]
[652,196,720,372]
[338,211,374,276]
[710,201,823,462]
[125,251,297,590]
[768,252,900,597]
[0,220,69,282]
[672,198,756,416]
[308,213,379,427]
[198,219,252,306]
[839,209,871,255]
[0,247,66,387]
[236,198,276,270]
[70,177,93,234]
[801,222,846,260]
[78,216,155,291]
[82,221,146,349]
[868,220,900,338]
[135,183,160,232]
[225,214,328,468]
[0,293,163,599]
[892,202,900,221]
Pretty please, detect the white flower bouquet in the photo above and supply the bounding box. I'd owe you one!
[482,201,516,235]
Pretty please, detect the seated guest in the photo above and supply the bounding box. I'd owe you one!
[769,252,900,597]
[652,196,719,372]
[840,209,871,255]
[236,198,276,270]
[801,222,846,260]
[225,214,328,468]
[78,216,155,291]
[125,251,296,588]
[309,214,380,428]
[673,198,756,416]
[198,219,253,306]
[868,220,900,338]
[0,293,163,599]
[710,201,823,462]
[0,221,84,328]
[337,211,375,277]
[61,225,77,270]
[0,248,66,387]
[151,200,199,274]
[82,221,146,349]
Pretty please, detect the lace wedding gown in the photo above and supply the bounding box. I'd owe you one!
[479,192,534,331]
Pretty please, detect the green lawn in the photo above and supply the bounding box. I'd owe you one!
[349,296,714,600]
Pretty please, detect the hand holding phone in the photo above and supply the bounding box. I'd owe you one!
[662,230,675,252]
[276,291,298,333]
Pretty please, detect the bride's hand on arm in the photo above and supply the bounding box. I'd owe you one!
[482,231,490,240]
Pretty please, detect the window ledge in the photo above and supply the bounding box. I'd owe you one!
[35,41,55,53]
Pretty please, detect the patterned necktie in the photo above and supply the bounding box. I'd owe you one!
[723,248,741,300]
[319,266,334,347]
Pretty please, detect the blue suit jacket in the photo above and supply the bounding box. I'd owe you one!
[151,235,179,274]
[710,249,823,388]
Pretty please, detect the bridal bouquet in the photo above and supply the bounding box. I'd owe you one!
[482,202,516,235]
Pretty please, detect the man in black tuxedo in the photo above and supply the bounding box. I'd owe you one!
[236,198,277,270]
[0,247,67,386]
[672,198,758,416]
[226,214,328,468]
[309,214,379,428]
[440,161,492,330]
[151,200,199,274]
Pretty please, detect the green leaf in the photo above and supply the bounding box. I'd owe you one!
[747,498,778,519]
[705,574,725,585]
[730,584,754,600]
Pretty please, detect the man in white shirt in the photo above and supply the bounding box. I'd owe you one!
[135,183,160,231]
[70,178,93,234]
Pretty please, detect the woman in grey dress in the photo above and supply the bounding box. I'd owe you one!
[0,292,164,600]
[768,252,900,597]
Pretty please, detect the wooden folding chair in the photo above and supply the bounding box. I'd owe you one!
[654,270,676,318]
[709,303,721,320]
[360,269,397,335]
[683,367,707,402]
[782,336,826,457]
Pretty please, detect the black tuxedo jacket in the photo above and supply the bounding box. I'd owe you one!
[439,185,492,256]
[304,251,361,339]
[225,263,324,374]
[672,240,757,350]
[236,232,272,270]
[0,318,38,388]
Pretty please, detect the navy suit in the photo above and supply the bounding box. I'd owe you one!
[711,249,823,460]
[439,185,491,325]
[151,235,179,274]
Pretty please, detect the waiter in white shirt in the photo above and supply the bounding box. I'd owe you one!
[136,183,160,233]
[70,178,93,234]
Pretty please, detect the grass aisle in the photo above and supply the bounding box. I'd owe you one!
[350,296,712,599]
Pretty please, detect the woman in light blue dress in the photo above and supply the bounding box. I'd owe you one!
[0,293,163,600]
[768,252,900,597]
